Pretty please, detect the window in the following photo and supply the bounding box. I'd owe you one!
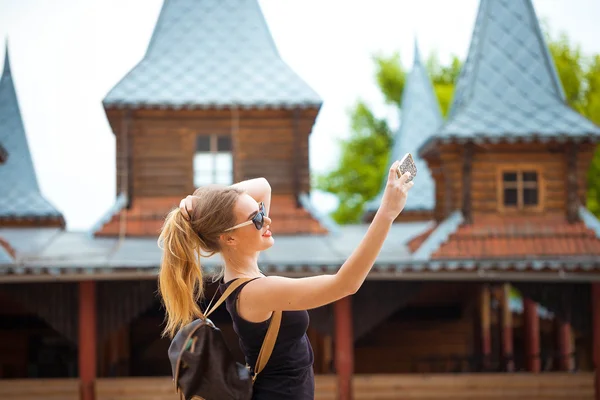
[194,135,233,187]
[498,167,542,211]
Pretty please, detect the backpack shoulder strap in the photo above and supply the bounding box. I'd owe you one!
[204,278,252,318]
[253,310,282,381]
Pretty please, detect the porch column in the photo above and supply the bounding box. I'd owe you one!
[592,283,600,400]
[523,298,540,372]
[500,284,514,371]
[479,285,492,370]
[334,296,353,400]
[79,281,97,400]
[556,318,573,371]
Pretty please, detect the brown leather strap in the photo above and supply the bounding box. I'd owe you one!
[253,310,282,381]
[204,278,252,318]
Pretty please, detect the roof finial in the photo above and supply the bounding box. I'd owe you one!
[2,37,11,78]
[413,35,422,67]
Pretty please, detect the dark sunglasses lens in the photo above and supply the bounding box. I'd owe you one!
[253,213,264,230]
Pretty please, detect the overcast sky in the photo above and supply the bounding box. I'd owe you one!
[1,0,599,231]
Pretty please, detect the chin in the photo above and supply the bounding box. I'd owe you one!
[260,236,275,250]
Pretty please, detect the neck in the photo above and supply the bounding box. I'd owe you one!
[222,249,262,281]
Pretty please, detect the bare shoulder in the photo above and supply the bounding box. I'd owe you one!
[237,274,345,314]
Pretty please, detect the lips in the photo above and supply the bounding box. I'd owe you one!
[262,229,272,237]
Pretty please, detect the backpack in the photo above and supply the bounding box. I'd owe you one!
[168,278,282,400]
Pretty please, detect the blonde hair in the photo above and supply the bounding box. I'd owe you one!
[157,185,242,338]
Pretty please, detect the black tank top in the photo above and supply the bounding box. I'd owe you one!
[219,278,315,399]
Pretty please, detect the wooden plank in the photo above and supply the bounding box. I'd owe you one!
[0,379,80,400]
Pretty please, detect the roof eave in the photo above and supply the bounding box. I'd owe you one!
[2,258,600,283]
[102,101,323,112]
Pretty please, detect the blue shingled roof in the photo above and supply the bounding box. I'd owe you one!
[419,0,600,154]
[0,46,63,221]
[366,41,442,214]
[103,0,322,109]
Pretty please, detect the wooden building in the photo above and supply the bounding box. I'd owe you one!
[1,0,600,399]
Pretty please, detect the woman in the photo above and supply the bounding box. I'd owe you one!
[158,160,414,399]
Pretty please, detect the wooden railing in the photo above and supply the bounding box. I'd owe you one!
[1,374,585,400]
[94,373,594,400]
[317,373,595,400]
[0,378,79,400]
[97,377,179,400]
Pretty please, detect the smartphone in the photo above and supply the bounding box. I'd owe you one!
[396,153,417,182]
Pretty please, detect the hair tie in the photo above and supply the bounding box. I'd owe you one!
[179,195,195,221]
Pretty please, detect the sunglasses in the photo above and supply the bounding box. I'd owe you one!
[224,202,266,232]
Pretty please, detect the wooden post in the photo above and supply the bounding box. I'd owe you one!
[566,142,578,223]
[79,281,97,400]
[292,108,301,207]
[480,285,492,370]
[523,298,540,372]
[556,319,573,371]
[592,283,600,400]
[322,334,333,374]
[500,284,514,372]
[335,296,353,400]
[461,142,474,224]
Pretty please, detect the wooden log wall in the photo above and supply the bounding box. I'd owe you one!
[354,283,478,374]
[106,108,319,199]
[427,142,598,221]
[1,283,79,344]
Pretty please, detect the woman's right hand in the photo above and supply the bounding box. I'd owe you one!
[378,160,415,221]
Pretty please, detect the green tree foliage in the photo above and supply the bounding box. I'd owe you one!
[546,32,600,216]
[315,101,393,223]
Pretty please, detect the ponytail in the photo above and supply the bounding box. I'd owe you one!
[158,208,205,338]
[157,185,242,338]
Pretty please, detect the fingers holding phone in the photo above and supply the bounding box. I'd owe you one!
[380,155,416,221]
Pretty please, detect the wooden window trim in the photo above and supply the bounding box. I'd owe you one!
[496,164,544,213]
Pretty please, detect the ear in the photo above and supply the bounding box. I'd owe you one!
[219,233,237,247]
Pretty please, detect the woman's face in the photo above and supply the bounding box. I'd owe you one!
[224,193,273,253]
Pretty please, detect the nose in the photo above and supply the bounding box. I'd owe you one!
[263,215,272,226]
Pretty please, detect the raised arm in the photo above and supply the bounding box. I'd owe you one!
[230,177,272,217]
[240,161,414,314]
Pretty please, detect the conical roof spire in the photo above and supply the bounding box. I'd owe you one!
[0,44,64,225]
[419,0,600,155]
[365,40,442,215]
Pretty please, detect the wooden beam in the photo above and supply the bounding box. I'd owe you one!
[79,281,97,400]
[334,296,354,400]
[523,298,540,372]
[500,284,514,372]
[462,142,474,224]
[293,108,301,207]
[480,285,492,370]
[592,283,600,400]
[566,142,579,223]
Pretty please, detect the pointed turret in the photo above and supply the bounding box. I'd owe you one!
[419,0,600,156]
[96,0,328,236]
[103,0,321,109]
[364,40,442,221]
[0,44,64,227]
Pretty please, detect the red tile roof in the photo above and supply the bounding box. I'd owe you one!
[430,214,600,259]
[95,195,327,237]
